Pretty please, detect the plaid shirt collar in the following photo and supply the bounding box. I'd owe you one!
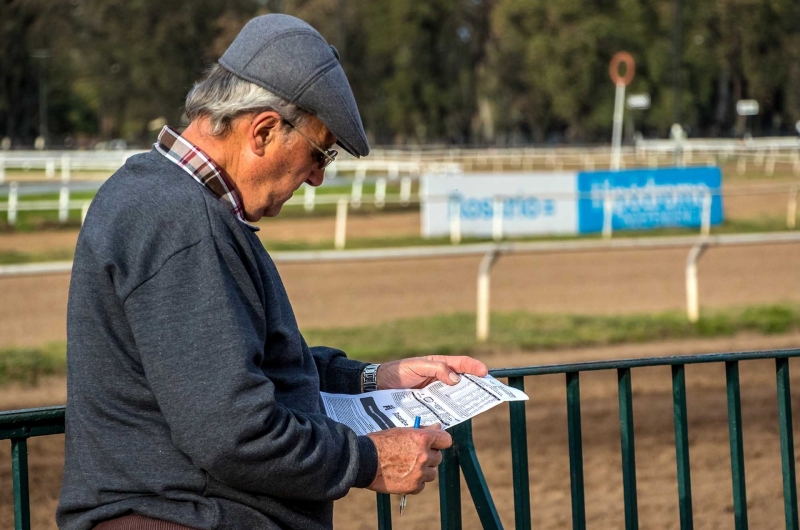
[154,126,259,231]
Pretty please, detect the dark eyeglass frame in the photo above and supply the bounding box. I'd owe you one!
[282,119,338,170]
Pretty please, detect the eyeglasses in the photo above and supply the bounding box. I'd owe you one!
[282,119,338,170]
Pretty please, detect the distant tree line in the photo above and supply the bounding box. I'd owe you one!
[2,0,799,148]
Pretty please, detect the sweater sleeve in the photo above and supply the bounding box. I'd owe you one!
[123,236,377,500]
[308,344,369,394]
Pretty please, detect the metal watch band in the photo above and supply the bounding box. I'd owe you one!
[362,363,380,392]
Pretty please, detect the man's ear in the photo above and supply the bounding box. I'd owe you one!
[249,111,284,155]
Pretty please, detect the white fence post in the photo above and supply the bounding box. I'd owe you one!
[46,159,56,179]
[492,196,504,241]
[59,185,70,223]
[81,201,91,225]
[685,242,709,323]
[400,176,412,206]
[0,156,5,185]
[788,185,798,230]
[350,171,364,209]
[375,178,386,209]
[7,182,18,226]
[476,250,500,342]
[61,154,71,182]
[304,185,316,212]
[449,195,461,245]
[334,198,348,250]
[602,189,614,240]
[701,191,712,236]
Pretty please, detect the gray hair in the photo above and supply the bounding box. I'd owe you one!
[185,64,309,136]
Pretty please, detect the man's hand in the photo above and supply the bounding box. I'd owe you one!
[366,425,452,494]
[377,355,488,390]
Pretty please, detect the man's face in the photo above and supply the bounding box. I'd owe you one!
[238,114,335,221]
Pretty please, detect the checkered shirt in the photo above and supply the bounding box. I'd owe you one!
[154,126,258,231]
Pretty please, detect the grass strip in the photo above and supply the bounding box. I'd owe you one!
[304,304,800,360]
[3,304,799,387]
[0,343,66,386]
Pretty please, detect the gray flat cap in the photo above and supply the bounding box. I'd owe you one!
[219,14,369,157]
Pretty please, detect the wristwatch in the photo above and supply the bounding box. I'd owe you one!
[362,364,380,392]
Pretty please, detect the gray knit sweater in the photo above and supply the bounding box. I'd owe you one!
[56,150,378,530]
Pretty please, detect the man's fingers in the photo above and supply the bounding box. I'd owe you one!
[427,448,443,468]
[425,355,489,378]
[421,465,438,483]
[427,429,452,450]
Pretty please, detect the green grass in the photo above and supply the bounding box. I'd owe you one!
[0,342,66,386]
[304,304,800,360]
[3,304,799,387]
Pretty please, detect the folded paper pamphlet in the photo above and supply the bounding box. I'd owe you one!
[320,374,529,435]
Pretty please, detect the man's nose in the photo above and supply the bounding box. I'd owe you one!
[306,167,325,187]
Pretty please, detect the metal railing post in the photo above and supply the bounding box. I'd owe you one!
[776,358,799,530]
[566,371,587,529]
[508,376,532,530]
[452,420,504,530]
[376,493,392,530]
[725,361,749,530]
[439,446,462,530]
[334,198,348,250]
[671,364,694,529]
[12,438,31,530]
[685,242,709,323]
[476,250,499,342]
[618,368,639,530]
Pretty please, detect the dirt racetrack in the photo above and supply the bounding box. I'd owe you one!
[4,333,800,529]
[3,241,800,348]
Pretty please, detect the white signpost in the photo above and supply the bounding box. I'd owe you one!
[609,52,636,171]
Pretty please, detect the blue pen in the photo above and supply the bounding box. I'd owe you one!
[399,416,422,515]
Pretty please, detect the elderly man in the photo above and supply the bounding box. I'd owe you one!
[56,14,487,530]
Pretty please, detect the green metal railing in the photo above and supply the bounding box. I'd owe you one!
[3,349,799,530]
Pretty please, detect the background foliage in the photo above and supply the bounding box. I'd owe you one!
[2,0,799,147]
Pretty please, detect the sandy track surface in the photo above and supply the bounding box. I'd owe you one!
[3,242,800,348]
[4,334,800,529]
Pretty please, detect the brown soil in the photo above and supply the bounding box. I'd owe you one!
[4,334,800,529]
[3,242,800,348]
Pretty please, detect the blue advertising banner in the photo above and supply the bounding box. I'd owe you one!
[577,167,723,234]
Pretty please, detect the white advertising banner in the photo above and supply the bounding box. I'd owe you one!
[420,172,578,237]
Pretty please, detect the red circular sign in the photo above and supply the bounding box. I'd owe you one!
[609,52,635,86]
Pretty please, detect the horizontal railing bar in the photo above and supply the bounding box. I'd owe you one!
[490,349,800,378]
[0,406,66,441]
[4,231,800,279]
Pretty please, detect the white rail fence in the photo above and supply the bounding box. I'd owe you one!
[2,136,799,184]
[3,232,799,338]
[2,185,799,248]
